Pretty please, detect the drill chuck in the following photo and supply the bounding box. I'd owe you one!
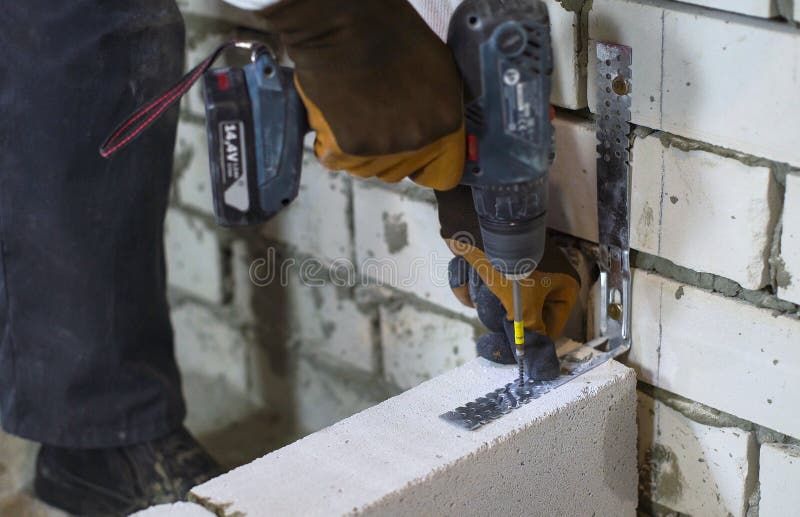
[472,177,548,278]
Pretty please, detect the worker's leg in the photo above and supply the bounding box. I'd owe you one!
[0,1,186,448]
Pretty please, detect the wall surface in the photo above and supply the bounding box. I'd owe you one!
[1,0,798,515]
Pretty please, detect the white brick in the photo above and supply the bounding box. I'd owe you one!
[589,0,800,167]
[192,357,637,516]
[174,121,212,215]
[676,0,777,18]
[544,0,585,109]
[638,393,757,516]
[759,443,800,517]
[627,270,800,438]
[631,133,776,290]
[287,279,376,373]
[165,210,224,303]
[0,429,35,499]
[294,357,386,434]
[353,182,472,317]
[547,114,599,242]
[261,155,353,265]
[231,241,376,373]
[380,303,476,390]
[172,303,259,435]
[778,172,800,304]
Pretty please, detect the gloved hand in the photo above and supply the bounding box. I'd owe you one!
[261,0,464,190]
[447,236,580,380]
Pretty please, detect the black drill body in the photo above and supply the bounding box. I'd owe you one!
[448,0,554,277]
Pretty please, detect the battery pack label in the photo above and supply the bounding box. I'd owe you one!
[218,120,249,212]
[502,65,542,144]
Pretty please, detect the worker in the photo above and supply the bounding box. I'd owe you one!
[0,0,579,515]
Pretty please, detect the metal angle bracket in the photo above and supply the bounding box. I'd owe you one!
[595,42,633,357]
[439,42,633,432]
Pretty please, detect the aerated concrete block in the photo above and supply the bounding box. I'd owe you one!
[759,443,800,517]
[628,269,800,439]
[638,394,757,516]
[133,502,215,517]
[191,357,637,516]
[589,0,800,167]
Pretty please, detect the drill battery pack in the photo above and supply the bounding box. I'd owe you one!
[100,42,308,227]
[203,45,308,226]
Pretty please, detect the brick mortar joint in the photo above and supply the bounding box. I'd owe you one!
[637,381,800,445]
[632,251,800,318]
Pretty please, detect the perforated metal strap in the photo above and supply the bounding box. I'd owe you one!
[440,344,617,430]
[595,42,633,352]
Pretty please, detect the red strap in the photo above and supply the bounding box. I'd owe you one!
[99,42,238,158]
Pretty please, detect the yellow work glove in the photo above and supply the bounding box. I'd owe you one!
[439,186,580,380]
[261,0,464,189]
[447,239,579,340]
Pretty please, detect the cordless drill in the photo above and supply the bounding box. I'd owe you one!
[448,0,554,384]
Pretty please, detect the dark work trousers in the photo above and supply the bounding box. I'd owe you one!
[0,1,187,448]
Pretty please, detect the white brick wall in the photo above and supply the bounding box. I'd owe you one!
[547,115,598,243]
[677,0,777,18]
[589,0,800,167]
[293,357,386,434]
[544,0,585,109]
[758,443,800,517]
[546,118,778,290]
[172,303,257,435]
[352,181,471,317]
[379,303,475,390]
[174,122,213,216]
[164,209,224,303]
[628,269,800,438]
[231,241,376,373]
[631,133,777,290]
[261,155,353,265]
[638,393,757,516]
[778,172,800,304]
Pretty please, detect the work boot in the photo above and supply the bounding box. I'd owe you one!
[34,426,222,517]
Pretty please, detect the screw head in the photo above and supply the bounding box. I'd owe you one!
[608,303,623,321]
[612,75,629,96]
